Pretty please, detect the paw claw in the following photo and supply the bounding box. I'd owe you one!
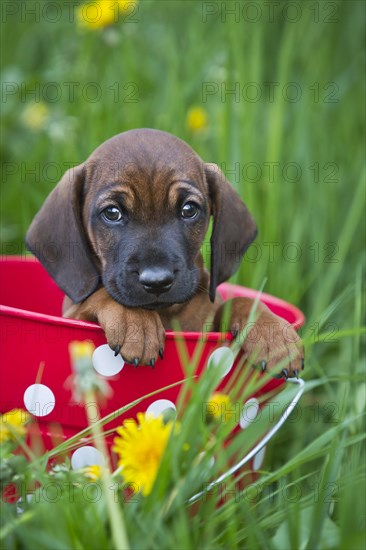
[230,326,239,340]
[281,368,289,380]
[301,358,305,371]
[114,345,121,357]
[159,348,164,360]
[253,360,267,372]
[293,369,299,379]
[150,358,155,369]
[133,357,139,368]
[260,360,267,372]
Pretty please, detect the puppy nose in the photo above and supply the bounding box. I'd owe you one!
[139,267,174,294]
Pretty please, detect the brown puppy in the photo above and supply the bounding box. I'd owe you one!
[26,129,303,376]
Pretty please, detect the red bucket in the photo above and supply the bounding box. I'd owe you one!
[0,256,305,477]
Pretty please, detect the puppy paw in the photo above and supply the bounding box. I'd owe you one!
[232,311,304,378]
[98,305,165,367]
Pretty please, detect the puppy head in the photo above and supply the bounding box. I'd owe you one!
[26,129,257,307]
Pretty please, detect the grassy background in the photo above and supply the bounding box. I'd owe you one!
[1,0,365,548]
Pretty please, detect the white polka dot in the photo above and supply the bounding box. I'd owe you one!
[146,399,177,419]
[71,446,105,470]
[253,446,266,471]
[92,344,124,376]
[207,347,234,377]
[239,398,260,429]
[16,494,33,515]
[23,384,55,417]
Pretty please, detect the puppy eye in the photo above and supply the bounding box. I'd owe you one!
[181,202,199,219]
[102,206,122,223]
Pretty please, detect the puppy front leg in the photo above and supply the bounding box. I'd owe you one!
[64,288,165,367]
[213,298,304,378]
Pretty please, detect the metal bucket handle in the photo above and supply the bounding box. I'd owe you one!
[189,378,305,504]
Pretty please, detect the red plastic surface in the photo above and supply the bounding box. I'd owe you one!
[0,256,305,458]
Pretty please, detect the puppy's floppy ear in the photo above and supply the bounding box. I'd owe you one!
[25,163,100,303]
[205,163,257,302]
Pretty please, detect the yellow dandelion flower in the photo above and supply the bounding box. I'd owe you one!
[82,464,102,481]
[77,0,138,30]
[21,102,49,131]
[69,341,95,362]
[205,392,234,423]
[68,340,111,401]
[186,107,208,132]
[0,409,30,443]
[112,413,174,496]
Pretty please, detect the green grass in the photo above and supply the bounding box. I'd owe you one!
[1,0,365,548]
